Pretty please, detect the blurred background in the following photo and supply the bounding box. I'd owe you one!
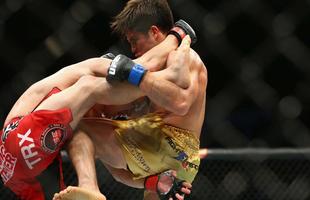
[0,0,310,199]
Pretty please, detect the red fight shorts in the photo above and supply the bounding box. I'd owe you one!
[0,88,73,200]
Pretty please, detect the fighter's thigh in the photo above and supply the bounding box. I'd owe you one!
[80,121,127,169]
[34,75,106,129]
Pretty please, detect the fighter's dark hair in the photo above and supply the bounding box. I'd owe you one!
[111,0,174,38]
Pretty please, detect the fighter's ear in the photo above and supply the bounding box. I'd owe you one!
[149,25,161,39]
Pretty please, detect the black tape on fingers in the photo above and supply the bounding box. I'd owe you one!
[168,19,197,46]
[175,20,197,44]
[169,181,185,200]
[159,180,186,200]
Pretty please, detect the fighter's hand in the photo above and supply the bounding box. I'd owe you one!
[165,170,192,200]
[145,170,192,200]
[173,181,192,200]
[178,35,192,51]
[164,35,192,89]
[106,54,147,86]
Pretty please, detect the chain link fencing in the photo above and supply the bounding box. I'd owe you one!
[2,149,310,200]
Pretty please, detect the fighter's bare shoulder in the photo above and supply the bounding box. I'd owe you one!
[189,48,207,74]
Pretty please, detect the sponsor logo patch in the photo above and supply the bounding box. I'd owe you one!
[181,160,199,170]
[41,124,66,153]
[2,120,20,143]
[165,136,199,170]
[0,145,17,183]
[175,151,188,162]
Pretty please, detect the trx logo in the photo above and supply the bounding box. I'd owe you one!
[17,129,41,170]
[41,124,66,153]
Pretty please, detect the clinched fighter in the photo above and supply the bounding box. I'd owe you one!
[0,21,193,200]
[55,0,208,200]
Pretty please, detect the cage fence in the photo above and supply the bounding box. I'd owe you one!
[2,148,310,200]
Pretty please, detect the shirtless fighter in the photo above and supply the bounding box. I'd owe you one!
[55,1,208,200]
[0,19,193,200]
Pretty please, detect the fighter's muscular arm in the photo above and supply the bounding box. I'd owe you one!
[138,36,201,115]
[94,36,201,115]
[136,34,179,72]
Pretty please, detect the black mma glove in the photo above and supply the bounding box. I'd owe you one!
[145,171,187,200]
[168,19,197,46]
[101,52,116,59]
[106,54,147,86]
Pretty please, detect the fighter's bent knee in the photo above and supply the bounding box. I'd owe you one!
[76,75,111,104]
[75,75,103,93]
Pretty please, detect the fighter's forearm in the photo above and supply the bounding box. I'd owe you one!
[99,35,179,105]
[91,81,143,105]
[71,35,178,105]
[139,71,193,116]
[135,35,179,71]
